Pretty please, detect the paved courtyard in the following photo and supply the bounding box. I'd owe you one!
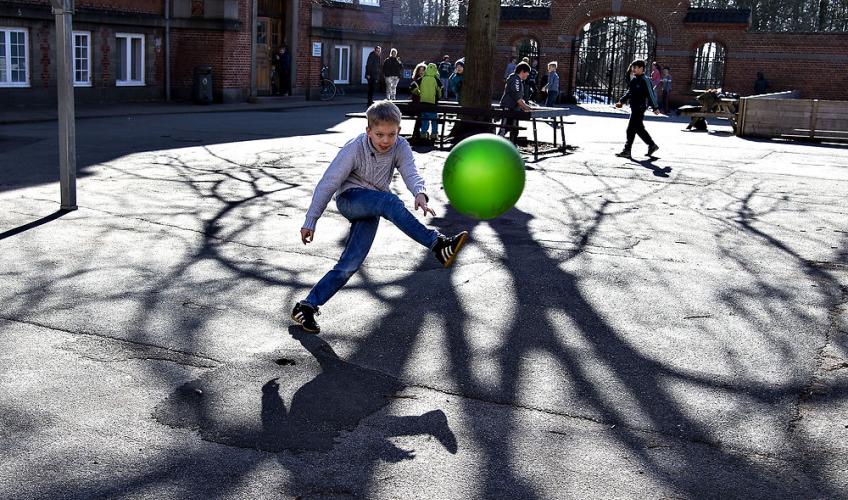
[1,103,847,498]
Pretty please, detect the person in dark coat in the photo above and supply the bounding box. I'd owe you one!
[273,46,292,96]
[754,71,770,95]
[365,45,382,105]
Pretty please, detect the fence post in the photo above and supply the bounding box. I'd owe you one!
[809,99,819,140]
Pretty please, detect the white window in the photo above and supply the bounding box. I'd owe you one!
[359,0,380,6]
[115,33,144,86]
[333,45,350,84]
[0,28,30,88]
[73,31,91,87]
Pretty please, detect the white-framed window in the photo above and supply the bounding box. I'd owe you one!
[115,33,144,86]
[333,45,350,84]
[359,0,380,6]
[73,31,91,87]
[0,28,30,88]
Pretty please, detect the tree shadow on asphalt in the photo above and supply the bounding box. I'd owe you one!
[339,203,842,498]
[8,141,847,497]
[0,106,362,194]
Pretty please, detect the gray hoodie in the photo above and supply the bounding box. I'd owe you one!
[303,133,427,230]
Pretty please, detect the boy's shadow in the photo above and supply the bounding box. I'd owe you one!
[630,156,672,177]
[154,327,457,459]
[259,328,458,458]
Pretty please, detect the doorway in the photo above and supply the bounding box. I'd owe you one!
[573,17,655,104]
[256,0,289,96]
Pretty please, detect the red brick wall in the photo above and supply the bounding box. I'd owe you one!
[373,0,848,103]
[220,0,251,93]
[15,0,163,14]
[8,0,846,103]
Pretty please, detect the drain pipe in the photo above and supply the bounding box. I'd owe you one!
[249,0,257,101]
[165,0,170,101]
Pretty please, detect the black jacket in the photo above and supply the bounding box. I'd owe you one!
[500,74,525,110]
[619,74,659,111]
[382,56,402,78]
[366,51,381,80]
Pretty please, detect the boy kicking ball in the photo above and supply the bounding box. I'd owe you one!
[292,100,469,333]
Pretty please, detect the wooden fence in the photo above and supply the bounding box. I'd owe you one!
[737,91,848,142]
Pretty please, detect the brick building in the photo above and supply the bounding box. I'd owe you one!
[2,0,846,108]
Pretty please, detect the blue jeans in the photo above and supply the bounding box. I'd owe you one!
[421,112,438,136]
[304,188,441,307]
[545,90,559,107]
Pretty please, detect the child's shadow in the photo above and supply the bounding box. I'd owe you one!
[153,327,457,460]
[631,157,672,177]
[257,328,458,458]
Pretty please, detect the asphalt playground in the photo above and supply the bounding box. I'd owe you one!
[1,100,847,499]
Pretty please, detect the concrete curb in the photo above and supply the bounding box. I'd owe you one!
[0,96,365,125]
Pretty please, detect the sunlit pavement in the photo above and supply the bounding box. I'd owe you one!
[1,104,847,498]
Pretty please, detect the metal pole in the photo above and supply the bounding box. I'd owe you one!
[51,0,77,211]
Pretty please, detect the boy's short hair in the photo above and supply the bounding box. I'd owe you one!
[630,59,646,69]
[515,62,531,74]
[390,48,397,57]
[547,61,558,69]
[366,100,402,128]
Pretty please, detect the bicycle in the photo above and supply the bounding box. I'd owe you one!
[319,65,337,101]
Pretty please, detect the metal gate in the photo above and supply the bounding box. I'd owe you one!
[573,17,655,104]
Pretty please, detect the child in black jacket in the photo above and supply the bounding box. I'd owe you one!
[615,59,660,158]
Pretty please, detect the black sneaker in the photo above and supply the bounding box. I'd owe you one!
[647,144,660,157]
[433,231,469,268]
[291,302,320,333]
[615,148,632,158]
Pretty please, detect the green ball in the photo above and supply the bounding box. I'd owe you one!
[442,134,525,219]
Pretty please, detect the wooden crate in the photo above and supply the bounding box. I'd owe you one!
[737,92,848,142]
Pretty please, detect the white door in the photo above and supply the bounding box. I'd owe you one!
[361,47,372,84]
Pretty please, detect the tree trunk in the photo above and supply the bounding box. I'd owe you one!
[461,0,499,109]
[450,0,500,142]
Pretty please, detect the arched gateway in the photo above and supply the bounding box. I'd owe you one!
[573,16,656,104]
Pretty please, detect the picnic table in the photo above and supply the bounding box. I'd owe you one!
[677,90,739,132]
[347,100,573,162]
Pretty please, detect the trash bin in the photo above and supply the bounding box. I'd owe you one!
[192,65,213,104]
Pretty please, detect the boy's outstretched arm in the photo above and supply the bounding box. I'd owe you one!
[396,140,431,216]
[300,143,356,244]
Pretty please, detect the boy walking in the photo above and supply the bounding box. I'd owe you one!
[615,59,660,158]
[292,101,469,333]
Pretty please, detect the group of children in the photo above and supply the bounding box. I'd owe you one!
[407,56,465,142]
[649,61,673,114]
